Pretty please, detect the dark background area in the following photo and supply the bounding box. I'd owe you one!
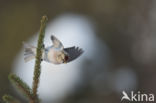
[0,0,156,103]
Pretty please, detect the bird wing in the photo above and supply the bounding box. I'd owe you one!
[64,46,84,62]
[51,35,64,49]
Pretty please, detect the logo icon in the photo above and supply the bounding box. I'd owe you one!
[121,91,130,101]
[121,91,154,102]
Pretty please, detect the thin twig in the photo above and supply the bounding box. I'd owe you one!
[8,74,33,101]
[32,15,48,103]
[3,94,20,103]
[2,15,48,103]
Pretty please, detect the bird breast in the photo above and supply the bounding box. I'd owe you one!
[47,48,63,64]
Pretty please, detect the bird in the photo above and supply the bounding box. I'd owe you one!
[23,35,84,64]
[121,91,130,101]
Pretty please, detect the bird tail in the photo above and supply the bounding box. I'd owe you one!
[23,42,36,62]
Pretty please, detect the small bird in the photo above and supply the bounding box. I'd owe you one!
[23,35,83,64]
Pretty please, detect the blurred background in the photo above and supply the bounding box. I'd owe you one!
[0,0,156,103]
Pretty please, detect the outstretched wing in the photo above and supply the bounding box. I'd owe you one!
[51,35,64,49]
[64,46,84,63]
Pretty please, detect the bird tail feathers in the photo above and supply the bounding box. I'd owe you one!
[23,42,36,62]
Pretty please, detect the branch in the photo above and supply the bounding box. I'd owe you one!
[2,15,48,103]
[3,94,20,103]
[32,15,48,102]
[8,74,33,100]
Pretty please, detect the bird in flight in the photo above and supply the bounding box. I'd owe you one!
[23,35,83,64]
